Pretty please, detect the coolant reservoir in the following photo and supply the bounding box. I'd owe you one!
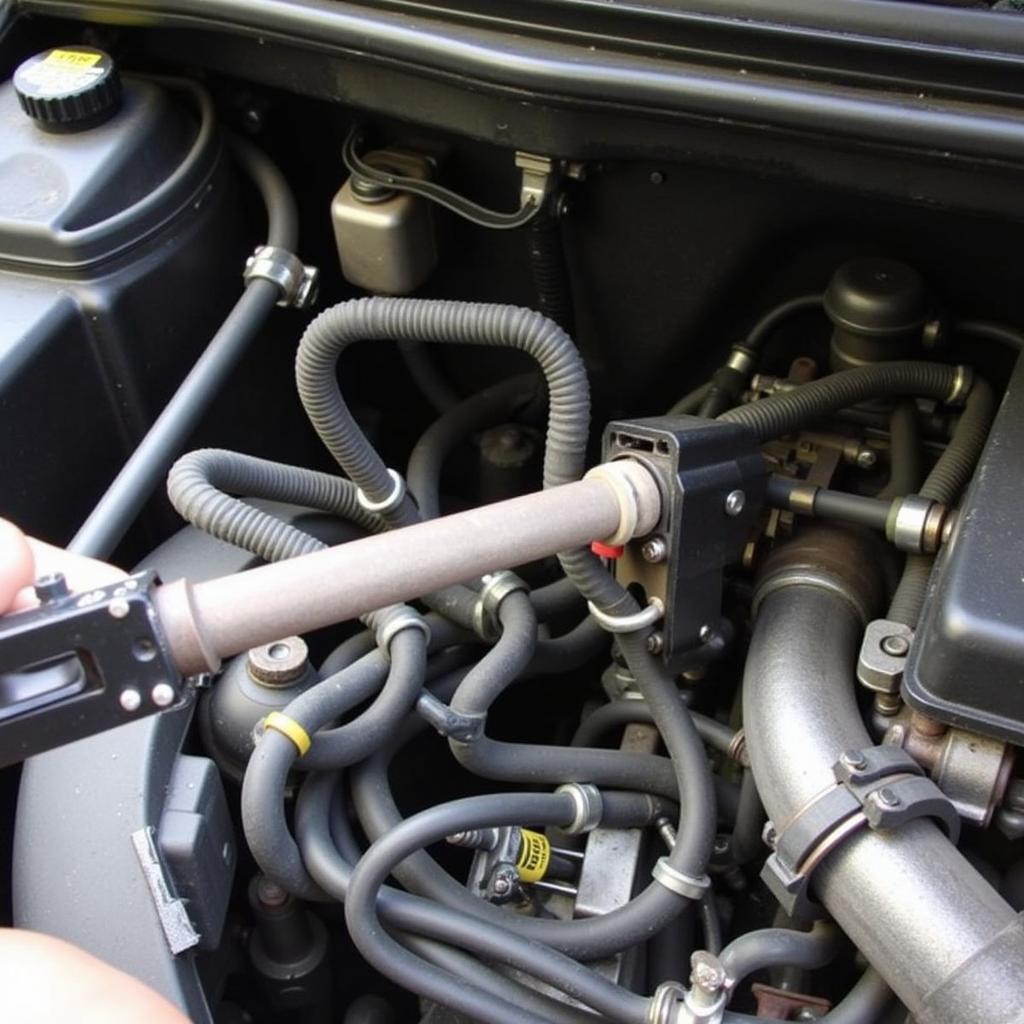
[0,45,244,543]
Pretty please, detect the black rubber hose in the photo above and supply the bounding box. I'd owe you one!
[529,615,607,673]
[397,340,460,414]
[745,294,824,351]
[167,448,383,561]
[527,211,575,333]
[344,792,650,1024]
[699,893,723,955]
[407,375,536,519]
[723,969,892,1024]
[351,703,695,958]
[571,698,738,756]
[668,381,712,416]
[878,400,922,501]
[953,319,1024,352]
[888,376,996,626]
[297,775,647,1024]
[70,135,298,558]
[730,770,767,866]
[240,631,428,900]
[719,922,841,989]
[719,361,964,442]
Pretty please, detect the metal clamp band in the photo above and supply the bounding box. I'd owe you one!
[357,468,407,514]
[587,596,664,634]
[473,571,530,641]
[243,245,319,308]
[888,495,936,554]
[761,744,959,919]
[556,783,603,834]
[652,856,711,900]
[377,612,431,656]
[946,364,974,406]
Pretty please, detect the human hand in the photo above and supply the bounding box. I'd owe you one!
[0,518,189,1024]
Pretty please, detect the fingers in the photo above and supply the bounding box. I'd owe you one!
[0,519,35,614]
[0,929,190,1024]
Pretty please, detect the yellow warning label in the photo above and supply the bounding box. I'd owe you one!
[515,829,551,884]
[46,49,102,68]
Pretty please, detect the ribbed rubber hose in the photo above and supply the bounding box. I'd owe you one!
[294,296,633,615]
[528,212,575,333]
[167,448,383,562]
[719,361,964,442]
[888,377,996,626]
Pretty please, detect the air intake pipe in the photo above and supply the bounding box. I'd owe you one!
[743,526,1024,1024]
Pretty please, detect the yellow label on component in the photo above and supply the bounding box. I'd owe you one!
[516,829,551,883]
[46,49,103,68]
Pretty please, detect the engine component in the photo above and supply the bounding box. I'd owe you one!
[903,351,1024,744]
[332,147,438,295]
[13,45,122,131]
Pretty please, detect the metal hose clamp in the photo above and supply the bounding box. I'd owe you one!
[888,495,935,554]
[556,782,603,834]
[587,596,664,634]
[243,245,319,308]
[652,856,711,900]
[357,468,407,514]
[946,364,974,406]
[377,610,431,656]
[473,571,530,640]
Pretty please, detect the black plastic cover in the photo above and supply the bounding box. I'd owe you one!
[903,354,1024,744]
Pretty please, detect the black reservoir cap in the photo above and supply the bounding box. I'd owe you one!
[13,46,121,132]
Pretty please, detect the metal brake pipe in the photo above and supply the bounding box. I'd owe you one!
[156,460,661,675]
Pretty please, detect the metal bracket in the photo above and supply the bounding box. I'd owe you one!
[761,745,959,919]
[0,571,185,768]
[243,245,319,308]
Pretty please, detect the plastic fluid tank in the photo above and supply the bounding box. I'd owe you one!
[0,46,244,544]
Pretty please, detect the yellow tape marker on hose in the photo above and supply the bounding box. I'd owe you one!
[263,712,311,756]
[516,829,551,883]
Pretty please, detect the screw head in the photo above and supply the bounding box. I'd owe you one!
[874,787,900,809]
[841,750,868,771]
[762,822,778,848]
[646,632,664,655]
[108,597,130,620]
[699,624,715,644]
[119,688,142,713]
[641,536,668,563]
[724,490,746,516]
[881,634,910,658]
[151,682,176,708]
[491,874,512,896]
[856,448,878,470]
[33,572,69,604]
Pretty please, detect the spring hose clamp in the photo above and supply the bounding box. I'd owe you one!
[243,245,319,308]
[761,744,960,920]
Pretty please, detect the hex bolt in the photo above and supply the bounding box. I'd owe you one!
[841,750,868,772]
[108,597,130,620]
[689,950,727,1008]
[646,631,665,655]
[724,490,746,516]
[881,634,910,658]
[151,682,176,708]
[255,875,290,908]
[119,688,142,713]
[699,624,715,644]
[641,536,668,563]
[33,572,69,604]
[491,874,512,896]
[762,822,778,848]
[874,787,900,809]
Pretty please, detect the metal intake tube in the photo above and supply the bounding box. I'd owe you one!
[743,527,1024,1024]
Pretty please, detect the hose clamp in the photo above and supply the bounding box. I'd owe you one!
[761,744,960,920]
[357,468,407,514]
[652,856,711,900]
[946,364,974,406]
[725,345,756,376]
[473,571,529,641]
[587,596,664,634]
[648,981,686,1024]
[556,782,603,834]
[243,245,319,308]
[376,610,431,656]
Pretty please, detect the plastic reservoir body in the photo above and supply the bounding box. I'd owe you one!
[0,73,242,542]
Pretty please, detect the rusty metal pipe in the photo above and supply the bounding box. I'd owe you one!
[156,461,661,674]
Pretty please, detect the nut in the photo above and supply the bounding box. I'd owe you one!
[247,636,310,686]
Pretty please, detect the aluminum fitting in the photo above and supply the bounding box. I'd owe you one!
[888,495,939,554]
[243,245,319,308]
[652,856,711,900]
[356,468,407,514]
[556,782,603,835]
[945,364,974,406]
[376,610,431,656]
[473,571,529,641]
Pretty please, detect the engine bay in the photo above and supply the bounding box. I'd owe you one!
[3,6,1024,1022]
